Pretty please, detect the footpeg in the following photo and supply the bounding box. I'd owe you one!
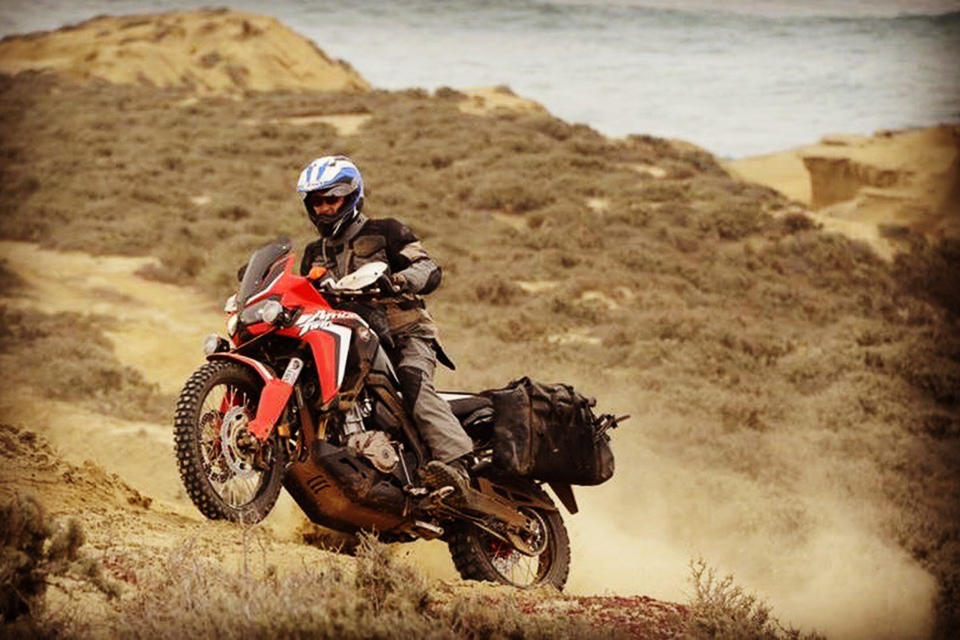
[417,486,455,512]
[421,460,470,507]
[429,486,455,502]
[412,520,444,539]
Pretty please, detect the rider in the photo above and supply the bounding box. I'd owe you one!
[296,155,473,498]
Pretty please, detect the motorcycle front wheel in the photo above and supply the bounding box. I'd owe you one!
[448,487,570,589]
[174,361,285,523]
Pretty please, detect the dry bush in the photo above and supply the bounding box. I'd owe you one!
[681,559,824,640]
[0,493,118,634]
[894,236,960,317]
[635,180,690,204]
[704,201,769,241]
[0,72,774,309]
[474,279,524,305]
[468,173,556,213]
[779,212,820,234]
[103,532,605,640]
[0,259,25,294]
[624,134,728,177]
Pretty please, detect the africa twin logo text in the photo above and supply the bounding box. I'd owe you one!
[296,310,356,336]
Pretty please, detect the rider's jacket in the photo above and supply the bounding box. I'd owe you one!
[299,213,441,340]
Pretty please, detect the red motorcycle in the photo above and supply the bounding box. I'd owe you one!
[174,238,621,588]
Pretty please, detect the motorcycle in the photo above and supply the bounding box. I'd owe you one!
[174,238,622,589]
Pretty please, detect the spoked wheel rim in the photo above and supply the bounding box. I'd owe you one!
[197,382,268,508]
[481,509,552,587]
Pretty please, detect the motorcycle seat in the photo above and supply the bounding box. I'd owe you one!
[446,395,493,421]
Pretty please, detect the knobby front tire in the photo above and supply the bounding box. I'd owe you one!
[174,361,285,524]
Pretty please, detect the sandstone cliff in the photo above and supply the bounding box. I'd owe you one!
[0,9,370,93]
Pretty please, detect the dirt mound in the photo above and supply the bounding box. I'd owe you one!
[0,423,152,512]
[0,9,370,94]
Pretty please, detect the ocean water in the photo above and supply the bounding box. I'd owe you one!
[1,0,958,157]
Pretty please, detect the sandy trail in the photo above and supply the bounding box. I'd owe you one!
[0,240,225,396]
[0,242,311,524]
[0,241,233,520]
[0,241,668,635]
[0,240,580,586]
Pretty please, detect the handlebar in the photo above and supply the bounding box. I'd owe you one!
[594,414,629,441]
[317,272,407,299]
[319,283,416,306]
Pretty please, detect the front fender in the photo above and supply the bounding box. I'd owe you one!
[207,353,292,442]
[207,352,277,383]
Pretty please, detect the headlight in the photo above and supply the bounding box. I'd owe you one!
[227,313,239,336]
[203,333,230,356]
[260,300,283,324]
[224,294,238,313]
[239,299,285,326]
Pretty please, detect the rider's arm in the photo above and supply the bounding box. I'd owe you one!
[385,220,442,295]
[396,256,441,294]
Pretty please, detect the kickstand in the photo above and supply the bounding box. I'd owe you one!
[397,442,412,485]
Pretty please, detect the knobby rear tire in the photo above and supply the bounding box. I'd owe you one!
[174,361,284,524]
[448,486,571,589]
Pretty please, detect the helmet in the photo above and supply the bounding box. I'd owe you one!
[297,155,364,236]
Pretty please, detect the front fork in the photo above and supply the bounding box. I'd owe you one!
[246,357,304,441]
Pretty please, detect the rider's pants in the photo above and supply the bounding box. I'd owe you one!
[396,336,473,463]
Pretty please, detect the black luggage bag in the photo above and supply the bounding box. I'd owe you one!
[485,377,615,486]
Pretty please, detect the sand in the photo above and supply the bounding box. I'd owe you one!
[0,8,370,94]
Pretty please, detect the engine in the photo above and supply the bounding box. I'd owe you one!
[346,431,399,473]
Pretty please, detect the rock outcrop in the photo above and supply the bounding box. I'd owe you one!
[727,124,960,252]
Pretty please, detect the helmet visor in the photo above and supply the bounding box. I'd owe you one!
[300,180,355,200]
[306,191,343,207]
[305,191,345,212]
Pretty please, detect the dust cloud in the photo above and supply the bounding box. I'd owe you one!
[562,395,937,640]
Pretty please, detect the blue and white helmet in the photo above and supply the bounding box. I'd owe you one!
[297,155,364,236]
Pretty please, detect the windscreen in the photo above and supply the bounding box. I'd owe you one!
[236,238,293,306]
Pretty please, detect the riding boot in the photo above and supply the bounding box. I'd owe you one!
[421,457,471,503]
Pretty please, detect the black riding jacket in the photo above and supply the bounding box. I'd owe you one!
[299,214,442,339]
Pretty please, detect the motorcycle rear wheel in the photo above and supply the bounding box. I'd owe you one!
[448,488,570,589]
[174,361,285,523]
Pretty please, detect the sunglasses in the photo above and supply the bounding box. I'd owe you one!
[307,193,344,206]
